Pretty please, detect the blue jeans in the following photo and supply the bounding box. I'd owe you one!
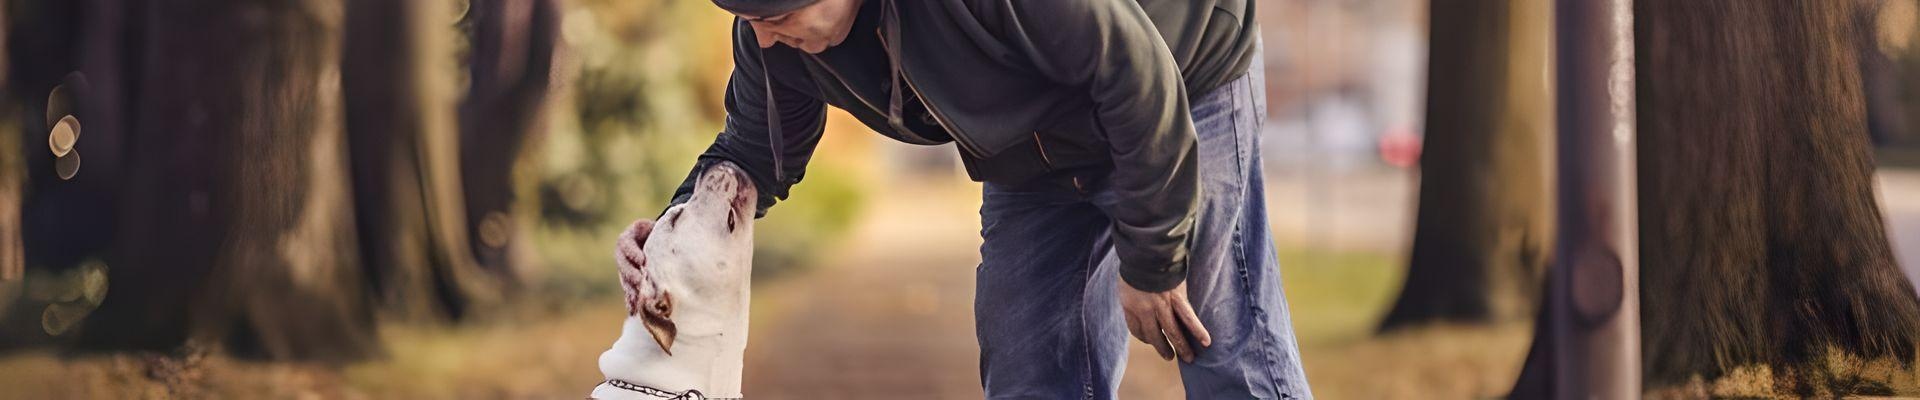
[974,53,1311,399]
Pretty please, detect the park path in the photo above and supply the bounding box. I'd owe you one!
[739,179,1189,399]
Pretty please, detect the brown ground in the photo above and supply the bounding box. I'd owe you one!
[17,168,1920,398]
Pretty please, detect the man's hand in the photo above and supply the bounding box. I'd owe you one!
[1118,280,1212,363]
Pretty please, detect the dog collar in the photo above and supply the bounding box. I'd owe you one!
[604,379,742,400]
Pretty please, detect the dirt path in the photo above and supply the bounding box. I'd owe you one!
[740,181,1189,399]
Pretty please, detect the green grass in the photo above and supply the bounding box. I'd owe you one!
[1276,248,1405,347]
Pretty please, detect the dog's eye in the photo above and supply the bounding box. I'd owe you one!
[727,209,738,233]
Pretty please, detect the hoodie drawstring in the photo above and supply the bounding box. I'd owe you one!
[882,0,906,132]
[762,56,785,183]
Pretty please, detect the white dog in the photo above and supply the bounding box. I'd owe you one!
[591,162,756,400]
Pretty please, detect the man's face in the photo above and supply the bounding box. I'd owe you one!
[737,0,862,54]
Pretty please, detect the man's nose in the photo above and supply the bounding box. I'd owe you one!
[751,24,779,48]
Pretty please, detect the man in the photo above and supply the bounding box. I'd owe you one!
[662,0,1311,397]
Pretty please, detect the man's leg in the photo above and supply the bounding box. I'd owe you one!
[1160,50,1313,398]
[975,186,1131,399]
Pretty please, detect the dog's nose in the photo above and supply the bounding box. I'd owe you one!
[729,167,751,190]
[713,164,750,192]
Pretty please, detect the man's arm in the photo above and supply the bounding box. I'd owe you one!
[670,19,828,217]
[980,0,1202,293]
[978,0,1213,363]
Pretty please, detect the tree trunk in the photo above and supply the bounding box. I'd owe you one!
[0,2,20,283]
[342,0,500,320]
[5,0,130,279]
[1377,0,1555,332]
[459,0,559,279]
[89,0,376,360]
[1637,0,1920,394]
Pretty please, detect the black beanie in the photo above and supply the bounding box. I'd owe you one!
[711,0,820,17]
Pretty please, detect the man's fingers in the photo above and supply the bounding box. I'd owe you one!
[1124,315,1148,344]
[1175,298,1212,348]
[1143,321,1174,360]
[1156,307,1194,363]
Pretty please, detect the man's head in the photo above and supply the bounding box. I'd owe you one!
[712,0,863,54]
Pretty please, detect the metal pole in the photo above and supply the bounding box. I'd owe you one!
[1550,0,1641,397]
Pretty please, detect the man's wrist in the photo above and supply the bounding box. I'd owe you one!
[1119,262,1186,293]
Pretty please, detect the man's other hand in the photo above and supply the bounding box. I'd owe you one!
[1118,280,1212,363]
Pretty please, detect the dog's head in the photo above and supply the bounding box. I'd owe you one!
[616,162,757,355]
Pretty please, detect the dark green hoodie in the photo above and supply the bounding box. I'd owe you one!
[672,0,1258,292]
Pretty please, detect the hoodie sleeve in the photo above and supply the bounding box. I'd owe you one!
[980,0,1202,292]
[670,19,828,218]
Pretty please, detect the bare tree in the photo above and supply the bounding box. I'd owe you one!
[1,2,20,282]
[459,0,560,279]
[342,0,501,320]
[91,0,376,360]
[1378,0,1555,331]
[1635,0,1920,394]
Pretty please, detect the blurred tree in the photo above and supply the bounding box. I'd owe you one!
[1636,0,1920,394]
[1861,0,1915,149]
[460,0,559,279]
[1,0,137,348]
[4,0,129,287]
[89,0,377,360]
[1,2,20,282]
[342,0,501,320]
[1377,0,1554,332]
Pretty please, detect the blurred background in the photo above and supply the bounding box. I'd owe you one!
[0,0,1918,398]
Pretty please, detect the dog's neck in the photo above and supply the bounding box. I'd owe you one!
[596,289,751,398]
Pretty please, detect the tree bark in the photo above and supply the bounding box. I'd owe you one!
[89,0,377,360]
[342,0,500,320]
[0,1,20,283]
[5,0,130,279]
[1378,0,1555,332]
[1637,0,1920,394]
[459,0,560,279]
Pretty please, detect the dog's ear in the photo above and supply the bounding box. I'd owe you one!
[641,291,677,355]
[617,219,654,316]
[620,218,678,354]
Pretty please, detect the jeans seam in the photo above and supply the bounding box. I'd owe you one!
[1227,70,1291,398]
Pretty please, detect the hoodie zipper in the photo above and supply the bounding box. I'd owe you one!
[875,0,986,159]
[1033,131,1086,193]
[895,66,985,159]
[1032,131,1055,170]
[803,53,941,146]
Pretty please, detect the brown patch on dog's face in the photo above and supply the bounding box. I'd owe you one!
[640,291,676,355]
